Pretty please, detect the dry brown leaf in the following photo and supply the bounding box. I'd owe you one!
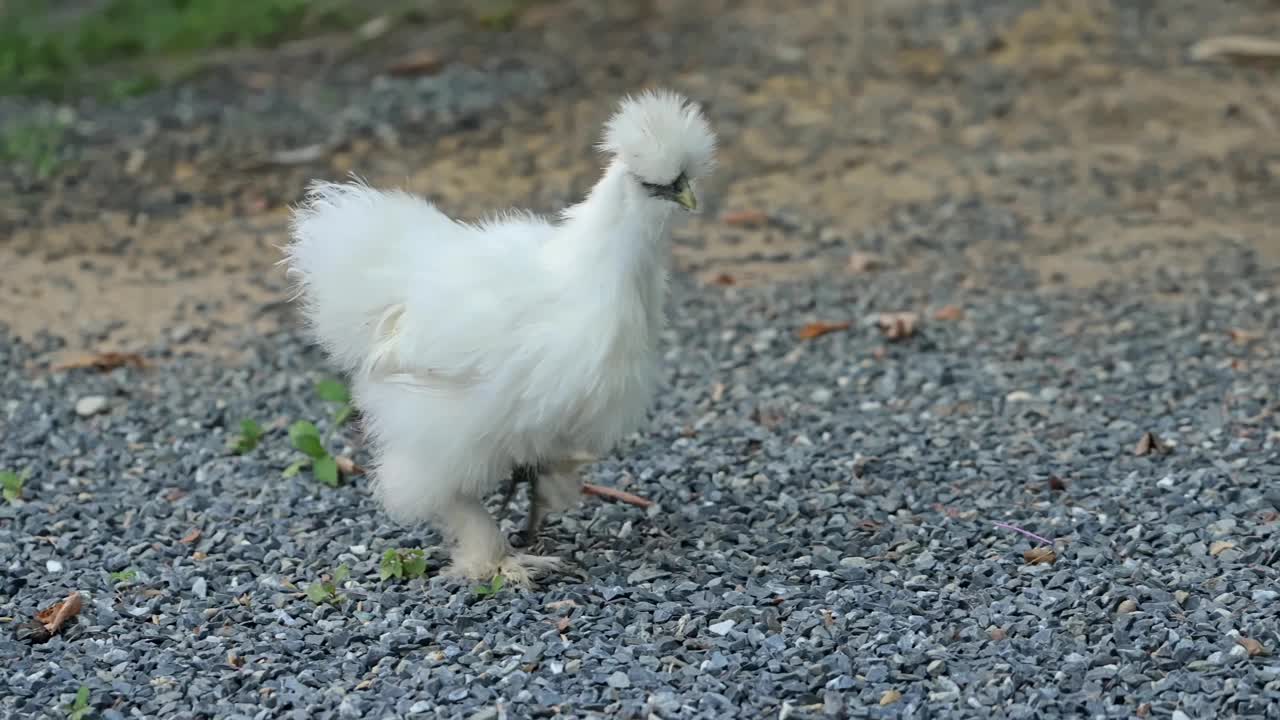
[710,382,725,402]
[355,678,375,691]
[556,616,571,633]
[1228,328,1263,345]
[1136,703,1151,717]
[721,209,769,227]
[179,528,202,545]
[710,272,737,286]
[798,321,851,340]
[880,689,903,706]
[36,592,82,634]
[1023,547,1056,565]
[52,351,147,372]
[847,252,883,273]
[1190,36,1280,65]
[1048,475,1067,492]
[227,652,245,669]
[386,48,444,76]
[1236,636,1267,657]
[357,15,391,41]
[1209,540,1235,557]
[1134,431,1167,457]
[876,312,920,341]
[581,482,653,508]
[933,305,964,321]
[545,599,578,611]
[336,456,366,477]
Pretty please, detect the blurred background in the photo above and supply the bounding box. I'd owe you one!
[1,0,1277,366]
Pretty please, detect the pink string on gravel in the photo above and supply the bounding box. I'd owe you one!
[993,521,1054,546]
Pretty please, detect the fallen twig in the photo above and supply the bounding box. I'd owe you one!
[993,521,1053,546]
[582,482,653,509]
[1190,36,1280,65]
[52,352,147,372]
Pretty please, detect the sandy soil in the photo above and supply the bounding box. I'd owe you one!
[2,0,1278,364]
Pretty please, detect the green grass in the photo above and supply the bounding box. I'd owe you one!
[0,0,548,102]
[0,0,369,100]
[1,119,66,180]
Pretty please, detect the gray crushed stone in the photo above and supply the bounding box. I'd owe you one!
[3,250,1279,719]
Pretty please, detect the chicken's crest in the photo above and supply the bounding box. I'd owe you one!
[598,89,717,188]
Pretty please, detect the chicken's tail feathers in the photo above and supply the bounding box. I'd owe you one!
[281,175,449,375]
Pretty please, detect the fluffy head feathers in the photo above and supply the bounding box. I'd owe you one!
[599,89,717,187]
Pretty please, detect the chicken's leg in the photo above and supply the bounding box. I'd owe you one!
[511,456,589,549]
[437,492,561,587]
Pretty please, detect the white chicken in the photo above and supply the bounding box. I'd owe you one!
[283,89,717,586]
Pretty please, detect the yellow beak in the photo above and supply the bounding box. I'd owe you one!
[674,180,698,211]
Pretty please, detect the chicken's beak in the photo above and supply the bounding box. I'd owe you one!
[674,178,698,211]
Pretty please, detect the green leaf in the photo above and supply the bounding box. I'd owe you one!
[332,403,354,427]
[230,418,263,454]
[68,685,90,719]
[282,459,309,478]
[240,418,263,440]
[289,420,326,459]
[304,581,332,603]
[379,549,402,581]
[332,564,350,586]
[476,573,505,596]
[1,470,22,503]
[313,456,339,487]
[109,569,137,583]
[401,550,428,579]
[315,379,350,404]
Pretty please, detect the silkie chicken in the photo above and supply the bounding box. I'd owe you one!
[283,89,717,586]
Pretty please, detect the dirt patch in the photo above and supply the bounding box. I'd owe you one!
[3,0,1279,362]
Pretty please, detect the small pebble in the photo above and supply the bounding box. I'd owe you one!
[75,395,109,416]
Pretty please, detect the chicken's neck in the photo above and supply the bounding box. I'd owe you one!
[548,158,675,339]
[551,159,675,287]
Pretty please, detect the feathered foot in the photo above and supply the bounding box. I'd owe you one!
[437,493,563,588]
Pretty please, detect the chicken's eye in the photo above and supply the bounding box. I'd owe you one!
[641,172,685,199]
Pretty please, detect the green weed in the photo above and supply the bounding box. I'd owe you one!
[229,419,264,455]
[284,420,339,487]
[379,548,428,581]
[315,378,354,427]
[305,564,350,604]
[475,574,505,597]
[1,468,29,504]
[108,569,138,584]
[67,686,90,720]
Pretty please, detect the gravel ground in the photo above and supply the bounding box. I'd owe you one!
[3,247,1279,718]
